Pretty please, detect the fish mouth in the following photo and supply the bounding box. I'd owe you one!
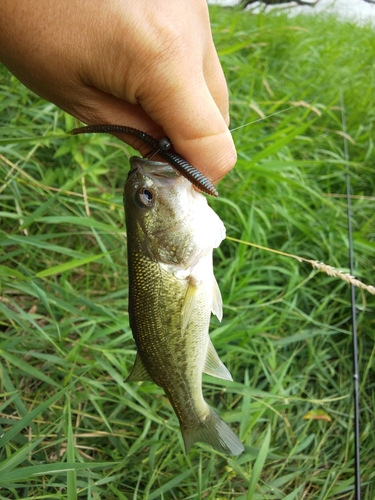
[128,156,180,180]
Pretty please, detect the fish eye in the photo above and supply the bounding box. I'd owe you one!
[135,187,154,208]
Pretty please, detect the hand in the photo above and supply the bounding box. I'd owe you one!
[0,0,236,183]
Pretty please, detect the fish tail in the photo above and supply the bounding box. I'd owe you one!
[182,407,244,456]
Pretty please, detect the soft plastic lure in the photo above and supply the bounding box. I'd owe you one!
[70,125,218,197]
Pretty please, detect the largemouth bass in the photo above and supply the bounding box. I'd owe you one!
[124,157,244,456]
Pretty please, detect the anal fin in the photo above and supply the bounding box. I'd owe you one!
[203,340,233,381]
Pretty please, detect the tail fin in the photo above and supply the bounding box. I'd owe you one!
[181,407,244,456]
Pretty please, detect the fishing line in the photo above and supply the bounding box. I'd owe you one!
[340,92,361,500]
[71,106,293,197]
[229,105,295,132]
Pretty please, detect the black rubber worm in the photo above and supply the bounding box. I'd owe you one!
[70,125,219,197]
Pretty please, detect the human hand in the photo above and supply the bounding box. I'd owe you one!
[0,0,236,183]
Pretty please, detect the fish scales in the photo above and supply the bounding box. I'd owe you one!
[131,264,211,424]
[124,157,244,456]
[127,227,210,419]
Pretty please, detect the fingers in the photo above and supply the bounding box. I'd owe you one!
[74,0,236,183]
[137,1,236,182]
[135,48,236,182]
[82,59,236,184]
[144,76,236,184]
[0,0,236,184]
[70,84,236,185]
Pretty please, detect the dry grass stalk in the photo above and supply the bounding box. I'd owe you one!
[308,260,375,295]
[226,236,375,295]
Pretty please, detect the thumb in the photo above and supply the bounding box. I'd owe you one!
[163,86,237,185]
[139,74,237,185]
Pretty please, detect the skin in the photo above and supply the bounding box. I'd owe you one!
[0,0,236,184]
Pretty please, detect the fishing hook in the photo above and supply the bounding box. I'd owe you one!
[70,125,218,197]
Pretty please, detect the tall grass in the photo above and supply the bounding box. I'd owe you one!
[1,7,374,499]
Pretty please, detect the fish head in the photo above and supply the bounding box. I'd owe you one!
[125,156,196,229]
[124,156,225,267]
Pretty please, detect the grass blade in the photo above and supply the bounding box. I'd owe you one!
[247,426,271,499]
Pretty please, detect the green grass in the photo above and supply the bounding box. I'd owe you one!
[1,6,374,499]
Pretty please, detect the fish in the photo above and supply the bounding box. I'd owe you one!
[124,156,244,456]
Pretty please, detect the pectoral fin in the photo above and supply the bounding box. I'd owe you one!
[181,281,198,335]
[126,353,152,382]
[203,340,233,381]
[211,276,223,321]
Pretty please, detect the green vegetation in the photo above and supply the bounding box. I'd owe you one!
[1,7,374,499]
